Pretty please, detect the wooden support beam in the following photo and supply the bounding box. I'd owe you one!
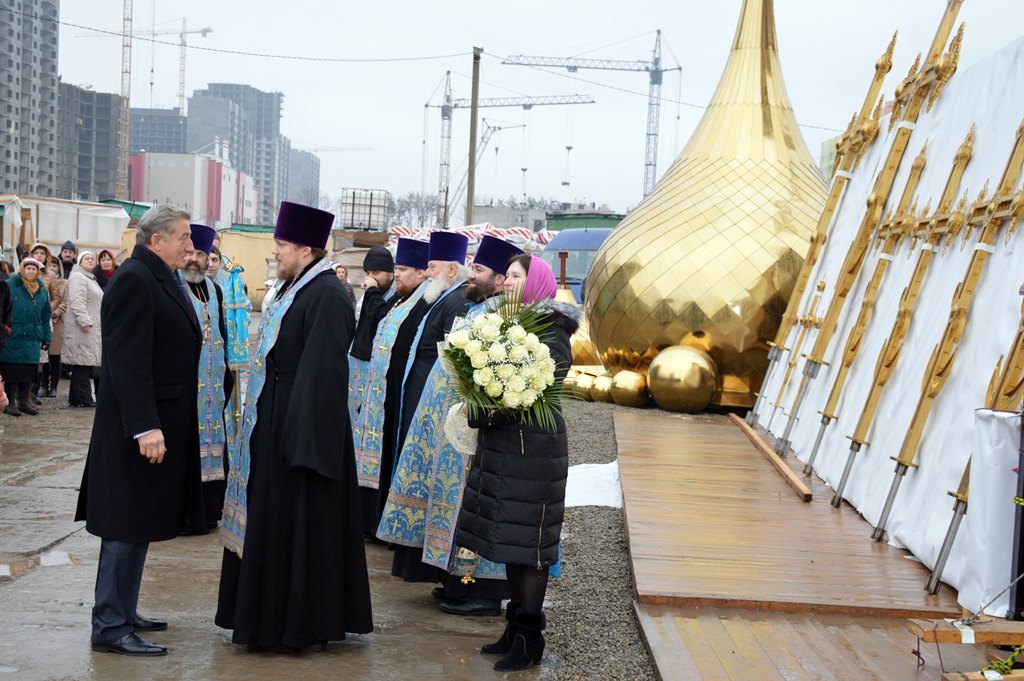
[908,617,1024,645]
[729,413,812,502]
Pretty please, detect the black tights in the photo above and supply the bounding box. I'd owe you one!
[505,564,549,615]
[41,356,61,391]
[10,383,30,403]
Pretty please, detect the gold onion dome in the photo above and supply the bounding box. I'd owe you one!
[585,0,827,407]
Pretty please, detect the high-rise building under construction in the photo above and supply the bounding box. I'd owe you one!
[0,0,60,196]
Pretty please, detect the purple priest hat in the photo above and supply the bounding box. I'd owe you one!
[189,224,216,255]
[395,238,429,270]
[274,201,335,250]
[473,235,523,275]
[427,231,468,264]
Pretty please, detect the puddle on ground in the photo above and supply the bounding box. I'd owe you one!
[0,550,78,577]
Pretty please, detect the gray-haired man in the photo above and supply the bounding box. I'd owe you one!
[75,205,204,656]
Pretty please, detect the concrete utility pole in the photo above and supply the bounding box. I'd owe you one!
[465,45,483,226]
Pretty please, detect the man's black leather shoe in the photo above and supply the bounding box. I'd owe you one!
[439,598,501,617]
[91,632,168,656]
[431,586,446,600]
[132,614,168,632]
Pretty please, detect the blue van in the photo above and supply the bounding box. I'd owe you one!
[539,227,613,304]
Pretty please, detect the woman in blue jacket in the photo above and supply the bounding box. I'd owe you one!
[1,258,50,416]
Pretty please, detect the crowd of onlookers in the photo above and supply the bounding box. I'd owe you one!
[0,240,118,416]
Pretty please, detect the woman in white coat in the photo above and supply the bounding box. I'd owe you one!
[64,252,103,407]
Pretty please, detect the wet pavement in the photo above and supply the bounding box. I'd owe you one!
[0,391,560,680]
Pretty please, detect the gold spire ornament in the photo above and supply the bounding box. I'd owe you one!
[585,0,827,408]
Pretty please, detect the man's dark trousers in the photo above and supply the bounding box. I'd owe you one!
[91,539,149,644]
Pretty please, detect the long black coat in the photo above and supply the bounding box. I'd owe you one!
[456,302,579,568]
[216,268,373,647]
[0,279,12,350]
[75,245,205,542]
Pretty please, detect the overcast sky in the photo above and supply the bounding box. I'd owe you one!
[57,1,1022,221]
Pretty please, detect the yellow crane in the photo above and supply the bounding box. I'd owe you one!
[77,17,213,113]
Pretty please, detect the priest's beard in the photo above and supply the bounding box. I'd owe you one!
[465,276,497,303]
[182,265,205,284]
[422,275,450,304]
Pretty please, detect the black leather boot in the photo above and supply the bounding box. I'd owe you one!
[481,603,518,655]
[493,612,545,672]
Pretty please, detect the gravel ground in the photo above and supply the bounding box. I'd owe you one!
[545,400,657,681]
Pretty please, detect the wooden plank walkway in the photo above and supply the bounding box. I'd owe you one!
[636,604,990,681]
[615,411,960,618]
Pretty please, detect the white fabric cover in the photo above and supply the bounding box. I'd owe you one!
[959,409,1022,617]
[756,36,1024,602]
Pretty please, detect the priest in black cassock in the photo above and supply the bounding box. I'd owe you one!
[355,238,430,535]
[389,231,472,584]
[215,201,372,651]
[180,223,233,531]
[349,246,397,417]
[397,232,472,448]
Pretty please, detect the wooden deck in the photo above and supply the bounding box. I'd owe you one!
[636,604,989,681]
[615,412,989,680]
[615,411,960,617]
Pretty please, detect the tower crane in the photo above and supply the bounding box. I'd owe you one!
[77,18,213,112]
[116,0,132,200]
[430,71,594,226]
[503,30,678,196]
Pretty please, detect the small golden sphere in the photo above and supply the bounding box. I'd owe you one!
[648,346,718,413]
[574,374,595,401]
[590,375,614,403]
[610,371,650,408]
[563,375,577,396]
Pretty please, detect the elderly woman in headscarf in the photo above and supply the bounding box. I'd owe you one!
[0,257,51,416]
[64,251,103,408]
[93,249,118,290]
[455,253,579,672]
[40,255,68,398]
[26,243,53,403]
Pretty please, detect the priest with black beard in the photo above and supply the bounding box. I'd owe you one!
[179,223,233,531]
[216,201,372,651]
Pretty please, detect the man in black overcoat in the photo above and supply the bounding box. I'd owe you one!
[215,201,373,651]
[75,205,204,657]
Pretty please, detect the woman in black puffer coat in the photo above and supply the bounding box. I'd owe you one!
[456,253,579,672]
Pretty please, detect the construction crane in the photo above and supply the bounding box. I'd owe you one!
[431,71,595,226]
[447,119,525,223]
[116,0,132,201]
[503,30,678,196]
[77,18,213,112]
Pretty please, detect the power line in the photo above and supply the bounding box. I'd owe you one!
[14,7,469,63]
[487,55,845,134]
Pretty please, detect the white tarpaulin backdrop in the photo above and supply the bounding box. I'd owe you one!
[1,196,128,256]
[755,35,1024,614]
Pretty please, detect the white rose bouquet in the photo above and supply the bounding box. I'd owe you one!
[441,296,563,432]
